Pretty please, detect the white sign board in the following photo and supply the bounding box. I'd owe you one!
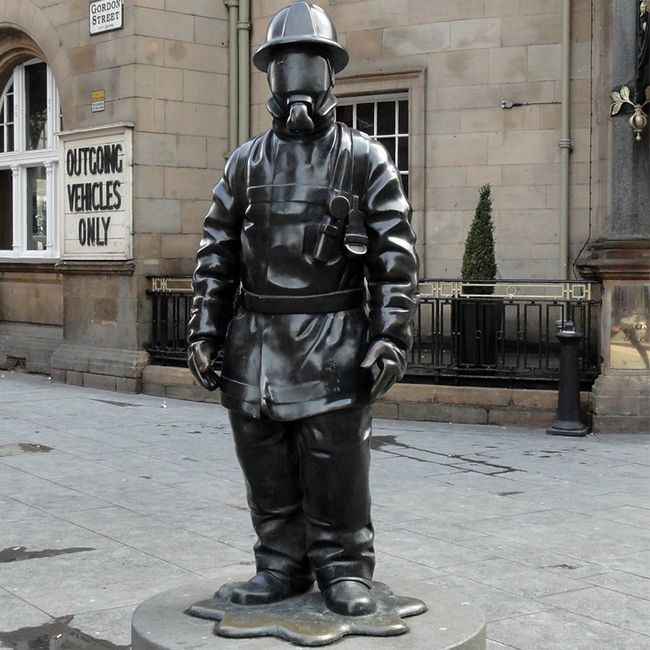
[90,89,105,113]
[59,124,133,260]
[90,0,124,35]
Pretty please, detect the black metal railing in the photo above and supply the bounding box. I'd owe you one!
[147,277,601,387]
[147,276,194,364]
[410,280,601,388]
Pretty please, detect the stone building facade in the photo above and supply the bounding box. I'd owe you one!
[0,0,647,431]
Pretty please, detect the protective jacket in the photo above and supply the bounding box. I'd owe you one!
[188,120,418,420]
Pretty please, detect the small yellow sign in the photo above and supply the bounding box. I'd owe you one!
[90,89,106,113]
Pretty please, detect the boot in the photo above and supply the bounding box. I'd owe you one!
[218,570,313,606]
[323,578,377,616]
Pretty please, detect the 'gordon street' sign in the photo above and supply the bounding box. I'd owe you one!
[90,0,124,35]
[59,123,133,260]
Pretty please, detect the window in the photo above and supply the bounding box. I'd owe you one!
[0,60,60,257]
[336,94,409,196]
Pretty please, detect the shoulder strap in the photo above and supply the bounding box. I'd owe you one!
[349,129,369,205]
[331,123,351,197]
[342,127,370,258]
[233,135,263,215]
[331,124,369,203]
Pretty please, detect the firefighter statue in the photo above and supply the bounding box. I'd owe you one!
[187,1,419,618]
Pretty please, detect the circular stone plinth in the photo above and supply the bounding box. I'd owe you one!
[132,573,486,650]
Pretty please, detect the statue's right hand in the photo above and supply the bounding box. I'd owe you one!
[188,340,221,391]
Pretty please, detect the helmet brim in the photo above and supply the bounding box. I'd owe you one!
[253,37,349,73]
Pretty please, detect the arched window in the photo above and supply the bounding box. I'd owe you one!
[0,60,60,257]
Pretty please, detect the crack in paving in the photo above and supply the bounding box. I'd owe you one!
[542,563,581,570]
[90,399,142,408]
[371,435,523,474]
[0,546,95,563]
[0,616,128,650]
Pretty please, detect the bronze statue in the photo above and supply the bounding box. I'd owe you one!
[187,0,419,618]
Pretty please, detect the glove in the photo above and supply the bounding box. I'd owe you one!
[188,339,221,391]
[360,338,407,400]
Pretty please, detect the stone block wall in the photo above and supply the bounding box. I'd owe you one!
[141,366,593,431]
[129,2,230,348]
[130,1,230,281]
[251,0,597,280]
[592,375,650,434]
[1,0,229,381]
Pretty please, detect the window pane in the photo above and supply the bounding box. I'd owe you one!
[1,81,15,154]
[25,62,48,150]
[400,174,408,196]
[398,137,409,172]
[356,102,374,135]
[377,136,396,165]
[398,100,408,133]
[0,169,12,250]
[26,166,47,251]
[337,104,353,127]
[335,94,409,198]
[376,101,396,136]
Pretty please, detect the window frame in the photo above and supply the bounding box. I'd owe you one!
[336,92,410,194]
[335,69,426,275]
[0,59,61,259]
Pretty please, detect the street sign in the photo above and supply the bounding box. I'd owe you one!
[59,124,134,260]
[91,89,105,112]
[89,0,124,35]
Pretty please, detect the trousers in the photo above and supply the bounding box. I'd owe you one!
[229,406,375,589]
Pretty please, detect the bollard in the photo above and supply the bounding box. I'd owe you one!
[547,320,590,436]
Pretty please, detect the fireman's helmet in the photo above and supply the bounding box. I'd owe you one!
[253,1,349,74]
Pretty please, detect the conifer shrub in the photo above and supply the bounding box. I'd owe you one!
[461,184,497,294]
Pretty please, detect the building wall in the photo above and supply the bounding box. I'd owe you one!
[0,0,229,379]
[588,0,612,242]
[130,0,229,279]
[251,0,597,280]
[128,0,230,347]
[0,0,622,385]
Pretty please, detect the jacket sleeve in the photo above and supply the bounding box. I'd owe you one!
[362,136,419,352]
[187,146,246,346]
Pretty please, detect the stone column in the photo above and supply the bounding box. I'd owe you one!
[579,0,650,433]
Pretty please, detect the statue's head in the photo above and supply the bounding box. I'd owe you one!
[253,2,349,136]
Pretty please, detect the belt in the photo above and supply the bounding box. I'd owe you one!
[241,288,364,314]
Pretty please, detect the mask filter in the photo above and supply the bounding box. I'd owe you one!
[286,95,314,134]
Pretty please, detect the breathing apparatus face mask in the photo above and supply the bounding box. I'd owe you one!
[267,49,334,135]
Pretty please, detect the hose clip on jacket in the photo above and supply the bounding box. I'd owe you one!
[313,194,350,263]
[313,194,368,263]
[343,195,368,258]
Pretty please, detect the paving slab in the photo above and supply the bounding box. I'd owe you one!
[488,609,650,650]
[540,585,650,636]
[0,372,649,649]
[0,589,51,629]
[423,574,552,623]
[582,569,648,597]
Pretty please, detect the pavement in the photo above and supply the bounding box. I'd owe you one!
[0,372,649,650]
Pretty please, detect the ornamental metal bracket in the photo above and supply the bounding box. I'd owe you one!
[611,0,650,141]
[611,85,650,141]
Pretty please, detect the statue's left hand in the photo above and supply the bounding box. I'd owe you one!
[360,338,407,400]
